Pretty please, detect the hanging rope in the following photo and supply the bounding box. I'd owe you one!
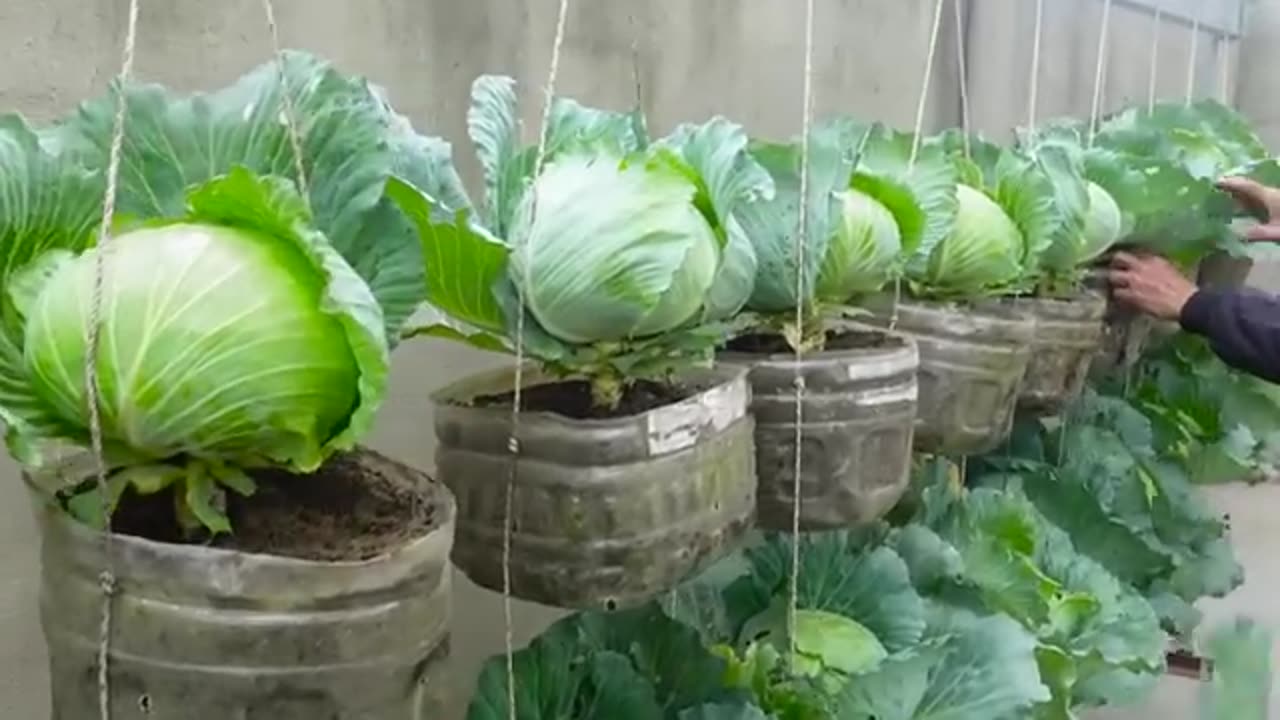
[1027,0,1044,135]
[628,13,644,112]
[261,0,309,201]
[787,0,817,666]
[1147,1,1164,113]
[895,0,946,332]
[908,0,946,170]
[1088,0,1114,147]
[952,0,971,159]
[1217,34,1232,106]
[1186,6,1201,105]
[88,2,142,718]
[502,2,571,717]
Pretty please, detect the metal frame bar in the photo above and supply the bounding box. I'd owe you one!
[1112,0,1243,38]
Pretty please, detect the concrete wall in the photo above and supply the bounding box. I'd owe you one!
[0,1,1268,718]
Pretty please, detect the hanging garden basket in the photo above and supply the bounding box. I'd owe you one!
[865,297,1035,456]
[719,322,918,531]
[1012,291,1107,416]
[432,364,756,610]
[27,448,454,720]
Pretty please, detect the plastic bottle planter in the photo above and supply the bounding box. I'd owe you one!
[719,324,919,531]
[27,449,454,720]
[866,299,1036,456]
[432,364,756,610]
[1014,292,1107,416]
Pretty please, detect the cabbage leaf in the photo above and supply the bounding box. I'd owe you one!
[47,51,463,345]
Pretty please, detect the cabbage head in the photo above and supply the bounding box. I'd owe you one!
[1080,181,1124,263]
[390,75,773,384]
[814,188,903,301]
[741,120,957,312]
[920,184,1024,294]
[21,217,373,468]
[0,150,388,533]
[509,154,722,343]
[0,54,474,534]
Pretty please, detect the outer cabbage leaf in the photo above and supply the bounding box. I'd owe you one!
[49,51,462,345]
[468,605,731,720]
[735,531,928,654]
[835,608,1049,720]
[1024,144,1091,276]
[990,391,1245,638]
[467,74,644,239]
[19,168,387,473]
[739,118,864,312]
[1096,100,1268,179]
[0,115,104,463]
[901,482,1166,715]
[385,178,509,336]
[650,118,774,321]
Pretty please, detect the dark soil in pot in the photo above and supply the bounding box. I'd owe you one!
[724,328,897,354]
[106,451,439,561]
[472,378,695,419]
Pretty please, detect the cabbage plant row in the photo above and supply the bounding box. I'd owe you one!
[0,52,1272,718]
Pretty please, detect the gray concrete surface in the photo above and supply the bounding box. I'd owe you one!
[0,1,1276,718]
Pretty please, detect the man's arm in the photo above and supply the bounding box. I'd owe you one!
[1180,288,1280,383]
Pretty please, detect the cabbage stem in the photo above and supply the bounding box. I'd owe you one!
[590,368,625,411]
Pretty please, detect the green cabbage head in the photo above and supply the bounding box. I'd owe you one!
[21,221,372,467]
[509,154,723,344]
[814,188,903,301]
[1080,180,1124,263]
[921,184,1024,294]
[0,167,388,530]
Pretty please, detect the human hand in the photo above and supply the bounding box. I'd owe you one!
[1107,252,1198,321]
[1217,176,1280,242]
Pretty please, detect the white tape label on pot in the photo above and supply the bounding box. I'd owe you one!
[845,351,918,382]
[646,379,747,456]
[853,382,919,407]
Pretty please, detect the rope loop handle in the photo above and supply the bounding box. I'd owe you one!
[87,2,142,718]
[786,0,817,663]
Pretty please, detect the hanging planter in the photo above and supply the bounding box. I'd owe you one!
[1014,291,1107,415]
[863,297,1035,455]
[387,76,774,608]
[0,58,481,720]
[28,448,455,719]
[432,364,755,610]
[719,323,918,531]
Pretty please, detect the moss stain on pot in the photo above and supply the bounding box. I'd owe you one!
[1016,292,1107,415]
[866,297,1036,456]
[720,324,919,531]
[28,448,456,720]
[433,364,757,610]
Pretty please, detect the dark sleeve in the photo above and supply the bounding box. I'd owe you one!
[1179,288,1280,383]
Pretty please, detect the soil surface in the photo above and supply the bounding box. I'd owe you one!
[110,450,436,562]
[725,328,897,355]
[472,379,693,419]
